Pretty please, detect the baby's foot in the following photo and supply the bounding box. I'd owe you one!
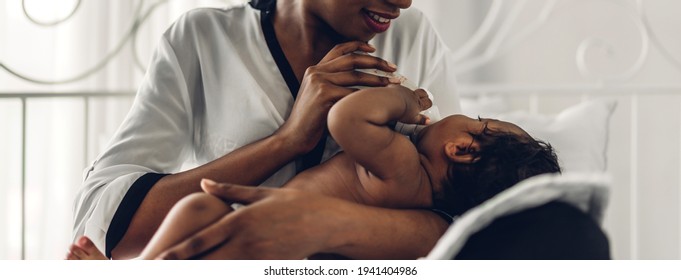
[66,236,108,260]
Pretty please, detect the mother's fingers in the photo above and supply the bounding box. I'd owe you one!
[201,179,270,205]
[319,52,397,73]
[319,41,375,64]
[326,71,396,88]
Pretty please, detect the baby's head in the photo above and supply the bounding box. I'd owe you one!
[414,115,560,217]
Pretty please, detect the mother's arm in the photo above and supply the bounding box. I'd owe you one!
[112,132,304,259]
[113,42,398,259]
[154,183,449,260]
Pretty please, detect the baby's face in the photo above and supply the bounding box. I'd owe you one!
[414,115,526,160]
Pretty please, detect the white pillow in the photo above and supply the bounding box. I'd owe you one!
[461,97,616,172]
[482,99,617,173]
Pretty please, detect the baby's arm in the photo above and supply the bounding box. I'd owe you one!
[328,85,431,183]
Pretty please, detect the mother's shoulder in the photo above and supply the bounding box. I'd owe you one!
[172,3,254,30]
[163,4,259,45]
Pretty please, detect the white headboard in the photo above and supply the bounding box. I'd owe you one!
[414,0,681,260]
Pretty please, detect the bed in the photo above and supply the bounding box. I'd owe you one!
[415,0,681,259]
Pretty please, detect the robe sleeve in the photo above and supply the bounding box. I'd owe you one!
[72,33,195,256]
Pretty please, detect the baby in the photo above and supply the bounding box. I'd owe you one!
[67,84,560,260]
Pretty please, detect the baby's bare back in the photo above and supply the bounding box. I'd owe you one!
[284,152,433,208]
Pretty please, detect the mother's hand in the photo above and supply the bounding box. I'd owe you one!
[276,41,400,154]
[154,182,350,260]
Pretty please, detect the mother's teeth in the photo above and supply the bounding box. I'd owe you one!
[368,12,390,23]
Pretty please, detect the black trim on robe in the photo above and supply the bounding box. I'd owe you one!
[252,1,453,226]
[254,0,327,173]
[103,1,318,258]
[258,2,299,96]
[105,173,169,258]
[249,0,275,11]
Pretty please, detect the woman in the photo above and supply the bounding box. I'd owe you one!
[72,0,460,259]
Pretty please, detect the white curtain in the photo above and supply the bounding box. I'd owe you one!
[0,0,247,260]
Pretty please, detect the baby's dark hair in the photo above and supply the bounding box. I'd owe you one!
[433,127,561,217]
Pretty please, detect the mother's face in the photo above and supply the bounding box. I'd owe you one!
[306,0,412,42]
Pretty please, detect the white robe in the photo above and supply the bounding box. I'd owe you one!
[72,2,461,254]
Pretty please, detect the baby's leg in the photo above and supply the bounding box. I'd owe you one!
[66,236,108,260]
[139,192,233,259]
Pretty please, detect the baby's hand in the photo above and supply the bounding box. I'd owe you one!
[400,88,432,125]
[412,88,433,112]
[380,84,433,125]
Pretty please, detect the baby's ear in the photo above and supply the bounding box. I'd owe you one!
[445,141,480,164]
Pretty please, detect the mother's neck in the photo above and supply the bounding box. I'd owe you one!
[273,0,344,72]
